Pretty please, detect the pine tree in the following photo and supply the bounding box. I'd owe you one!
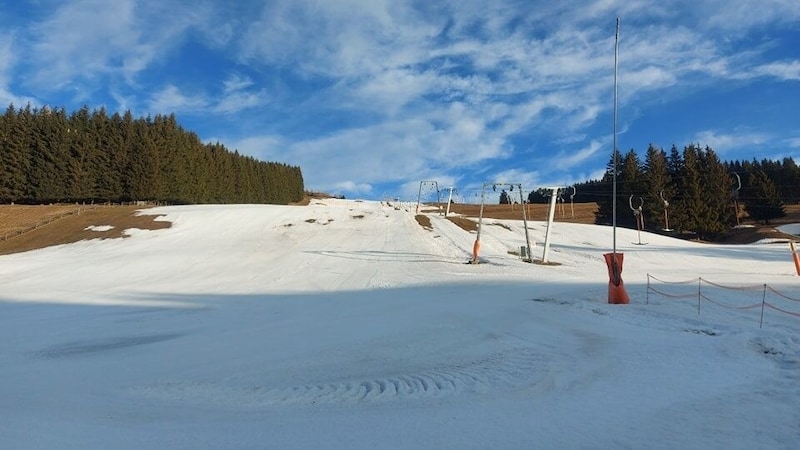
[594,148,623,225]
[0,104,30,202]
[674,145,708,237]
[698,146,733,233]
[499,189,510,204]
[643,144,672,230]
[618,149,644,228]
[779,157,799,203]
[743,168,785,224]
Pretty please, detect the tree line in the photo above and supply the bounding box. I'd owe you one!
[0,104,305,205]
[562,144,795,239]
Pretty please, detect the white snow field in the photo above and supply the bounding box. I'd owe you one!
[1,199,798,449]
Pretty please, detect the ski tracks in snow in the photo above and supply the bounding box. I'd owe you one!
[130,347,551,409]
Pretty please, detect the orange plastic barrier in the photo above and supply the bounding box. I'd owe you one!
[604,252,630,304]
[791,242,800,276]
[472,240,481,264]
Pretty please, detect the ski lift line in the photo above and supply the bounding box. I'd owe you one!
[472,182,534,264]
[415,181,441,215]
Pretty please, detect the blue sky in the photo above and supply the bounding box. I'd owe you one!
[2,1,798,201]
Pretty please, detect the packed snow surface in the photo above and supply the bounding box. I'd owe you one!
[1,199,798,449]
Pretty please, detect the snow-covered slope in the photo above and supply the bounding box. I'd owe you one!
[1,199,798,449]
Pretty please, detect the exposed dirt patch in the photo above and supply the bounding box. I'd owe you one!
[445,202,800,245]
[415,214,433,231]
[447,202,598,223]
[0,205,170,255]
[447,216,477,233]
[490,222,512,231]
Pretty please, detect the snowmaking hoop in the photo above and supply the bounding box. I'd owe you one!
[731,173,742,226]
[629,195,646,245]
[659,190,672,231]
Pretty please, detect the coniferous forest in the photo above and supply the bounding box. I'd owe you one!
[569,144,798,239]
[0,104,304,205]
[524,144,798,239]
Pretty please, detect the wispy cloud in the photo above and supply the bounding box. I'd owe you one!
[784,137,800,148]
[23,0,214,96]
[748,61,800,81]
[214,74,267,114]
[2,0,797,198]
[148,85,208,113]
[556,140,606,171]
[691,129,770,154]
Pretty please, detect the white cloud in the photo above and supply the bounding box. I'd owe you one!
[701,0,800,31]
[556,140,606,171]
[223,74,255,93]
[2,0,797,199]
[23,0,213,93]
[748,60,800,81]
[691,129,770,154]
[148,85,208,114]
[331,180,374,196]
[784,137,800,149]
[220,135,285,160]
[214,74,267,114]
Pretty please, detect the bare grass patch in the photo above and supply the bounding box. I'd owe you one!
[415,215,433,231]
[0,205,170,255]
[447,216,477,233]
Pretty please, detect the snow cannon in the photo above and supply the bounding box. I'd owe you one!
[604,252,630,304]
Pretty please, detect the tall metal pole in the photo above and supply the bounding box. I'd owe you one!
[604,17,630,304]
[518,184,533,263]
[612,17,620,255]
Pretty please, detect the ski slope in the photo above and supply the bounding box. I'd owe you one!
[1,199,798,449]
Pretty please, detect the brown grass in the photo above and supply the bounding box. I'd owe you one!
[414,214,433,231]
[443,202,800,244]
[446,216,478,233]
[0,205,170,255]
[446,202,598,223]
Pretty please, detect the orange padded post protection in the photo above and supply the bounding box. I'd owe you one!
[604,252,630,304]
[791,242,800,276]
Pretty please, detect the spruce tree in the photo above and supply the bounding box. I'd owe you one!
[643,144,672,231]
[743,168,785,224]
[674,145,708,237]
[619,149,644,228]
[698,146,733,233]
[594,148,623,225]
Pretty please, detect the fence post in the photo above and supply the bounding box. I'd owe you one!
[697,278,702,316]
[760,284,767,328]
